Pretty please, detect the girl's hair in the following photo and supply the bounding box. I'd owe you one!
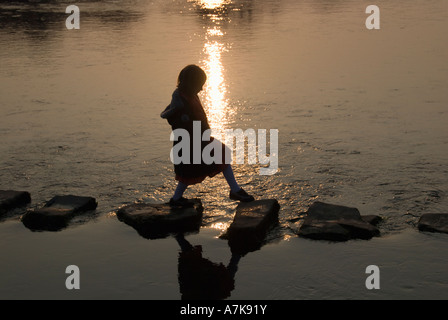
[177,64,207,88]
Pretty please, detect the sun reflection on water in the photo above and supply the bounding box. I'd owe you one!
[206,26,224,37]
[191,0,233,135]
[201,39,230,133]
[209,221,230,232]
[196,0,231,11]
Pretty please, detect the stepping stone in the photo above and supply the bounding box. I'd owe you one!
[298,201,380,241]
[22,195,97,231]
[116,199,204,239]
[0,190,31,216]
[225,199,280,254]
[418,213,448,234]
[361,215,383,226]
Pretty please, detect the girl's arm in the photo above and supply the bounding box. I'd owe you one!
[160,89,185,119]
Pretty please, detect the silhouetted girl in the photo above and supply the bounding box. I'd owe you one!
[161,64,254,206]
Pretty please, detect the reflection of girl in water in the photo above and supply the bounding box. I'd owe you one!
[161,65,254,207]
[175,234,239,300]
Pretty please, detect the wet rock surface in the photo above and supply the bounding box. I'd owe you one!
[225,199,280,254]
[22,195,97,231]
[298,201,381,241]
[418,213,448,234]
[0,190,31,216]
[116,199,204,239]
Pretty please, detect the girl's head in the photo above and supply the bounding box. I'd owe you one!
[177,64,207,95]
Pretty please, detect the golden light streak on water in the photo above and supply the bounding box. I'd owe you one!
[209,221,230,232]
[190,0,234,134]
[196,0,230,10]
[207,27,224,37]
[201,38,230,133]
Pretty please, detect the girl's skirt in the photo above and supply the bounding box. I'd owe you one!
[174,137,230,186]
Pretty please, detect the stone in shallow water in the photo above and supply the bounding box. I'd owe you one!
[361,215,383,226]
[116,199,204,239]
[22,195,97,231]
[225,199,280,254]
[418,213,448,234]
[0,190,31,215]
[298,201,380,241]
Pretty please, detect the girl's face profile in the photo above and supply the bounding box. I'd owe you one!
[192,78,205,94]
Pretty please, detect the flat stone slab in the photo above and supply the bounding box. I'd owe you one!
[225,199,280,254]
[298,201,380,241]
[116,199,204,239]
[418,213,448,234]
[0,190,31,215]
[22,195,97,231]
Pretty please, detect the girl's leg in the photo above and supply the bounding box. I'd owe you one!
[172,181,188,201]
[175,233,194,252]
[222,165,241,193]
[223,165,254,202]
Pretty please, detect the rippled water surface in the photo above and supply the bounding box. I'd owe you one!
[0,0,447,300]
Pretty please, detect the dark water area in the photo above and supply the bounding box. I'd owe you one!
[0,0,447,300]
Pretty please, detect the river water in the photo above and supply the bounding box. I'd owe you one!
[0,0,447,300]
